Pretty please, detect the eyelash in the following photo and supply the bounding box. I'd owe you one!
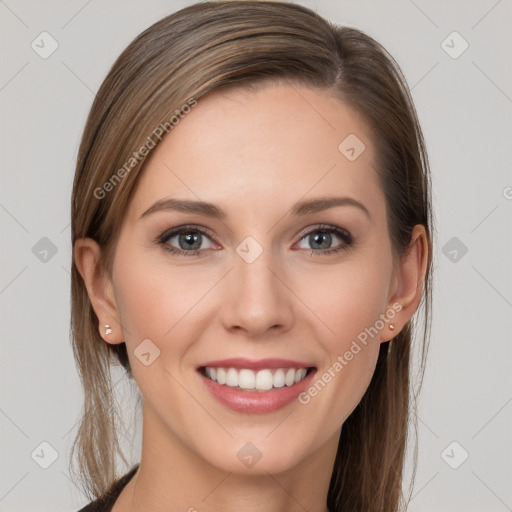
[156,223,354,258]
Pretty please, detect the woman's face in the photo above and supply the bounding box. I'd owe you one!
[98,83,411,474]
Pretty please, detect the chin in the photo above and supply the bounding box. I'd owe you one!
[196,435,312,476]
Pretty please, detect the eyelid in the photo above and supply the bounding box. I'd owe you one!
[157,224,217,243]
[295,223,351,241]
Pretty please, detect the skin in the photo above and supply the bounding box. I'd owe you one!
[75,82,428,512]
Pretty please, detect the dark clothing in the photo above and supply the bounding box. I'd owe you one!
[76,464,140,511]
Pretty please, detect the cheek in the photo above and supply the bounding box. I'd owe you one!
[112,264,203,415]
[112,249,227,393]
[297,253,391,345]
[293,252,390,415]
[112,250,202,361]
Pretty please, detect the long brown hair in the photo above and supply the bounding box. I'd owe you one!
[69,2,434,510]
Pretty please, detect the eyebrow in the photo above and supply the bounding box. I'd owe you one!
[139,195,371,221]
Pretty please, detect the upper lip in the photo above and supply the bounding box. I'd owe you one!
[197,358,315,371]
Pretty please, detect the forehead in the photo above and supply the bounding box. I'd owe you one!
[127,83,384,223]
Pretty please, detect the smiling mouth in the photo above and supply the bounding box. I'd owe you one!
[199,366,316,392]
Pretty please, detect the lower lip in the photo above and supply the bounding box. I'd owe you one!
[199,369,316,414]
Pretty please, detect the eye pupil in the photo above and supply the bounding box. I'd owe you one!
[310,231,331,250]
[180,232,201,250]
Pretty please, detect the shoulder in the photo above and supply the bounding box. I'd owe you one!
[75,464,140,512]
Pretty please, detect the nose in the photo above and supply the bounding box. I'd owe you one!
[219,242,294,338]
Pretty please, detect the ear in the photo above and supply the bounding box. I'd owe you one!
[380,224,429,343]
[74,237,124,345]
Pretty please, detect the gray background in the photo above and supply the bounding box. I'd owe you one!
[1,0,511,510]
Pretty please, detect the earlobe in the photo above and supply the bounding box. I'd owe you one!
[73,237,124,345]
[380,224,429,343]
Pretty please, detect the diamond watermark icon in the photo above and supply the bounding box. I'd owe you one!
[32,237,58,263]
[236,236,263,264]
[338,134,366,161]
[237,442,262,468]
[442,236,468,263]
[134,338,161,366]
[441,441,469,469]
[31,441,59,469]
[441,31,468,59]
[31,31,59,59]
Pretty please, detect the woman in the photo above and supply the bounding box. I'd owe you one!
[70,1,434,511]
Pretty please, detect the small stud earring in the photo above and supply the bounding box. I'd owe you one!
[105,324,112,336]
[389,323,395,331]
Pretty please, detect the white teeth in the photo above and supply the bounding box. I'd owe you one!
[285,368,295,386]
[255,369,273,390]
[226,368,238,387]
[273,369,285,388]
[216,368,227,385]
[238,369,255,390]
[203,367,310,390]
[294,368,307,383]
